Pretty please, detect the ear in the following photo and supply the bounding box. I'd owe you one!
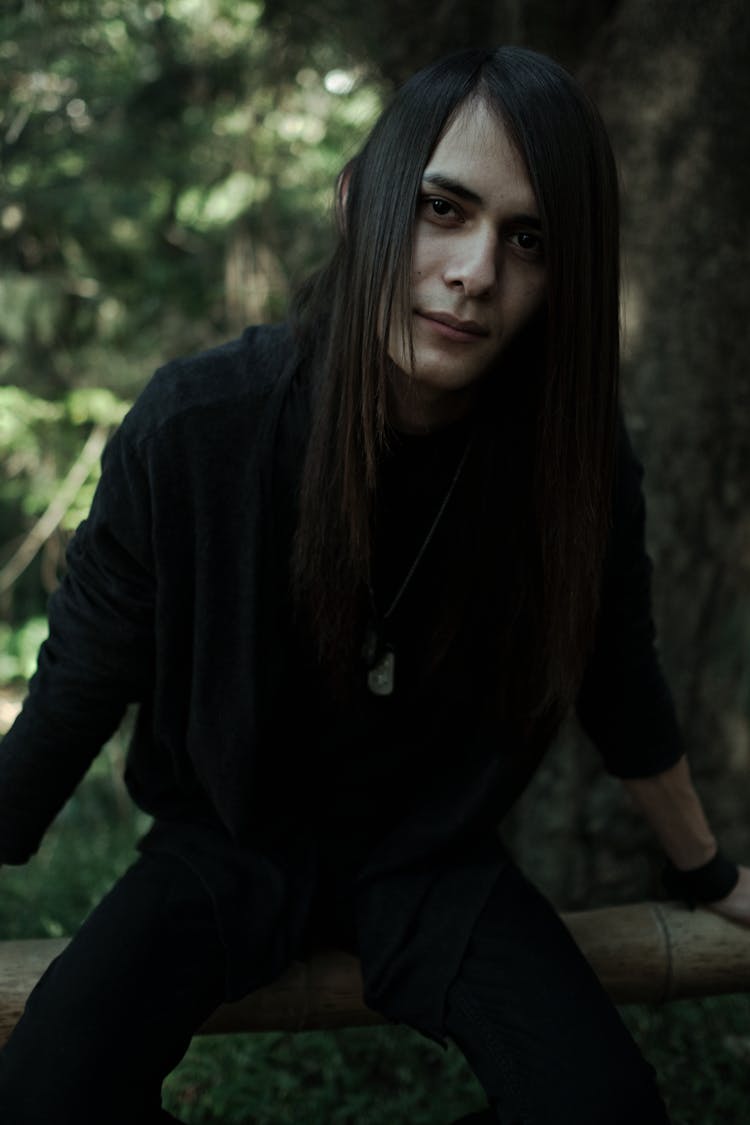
[335,160,354,235]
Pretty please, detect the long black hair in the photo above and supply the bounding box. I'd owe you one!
[292,46,620,740]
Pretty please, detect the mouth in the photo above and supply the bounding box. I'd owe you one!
[416,311,490,339]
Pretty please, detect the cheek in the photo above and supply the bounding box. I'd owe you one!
[411,231,442,283]
[518,277,547,320]
[385,314,408,369]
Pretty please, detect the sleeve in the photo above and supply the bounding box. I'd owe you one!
[0,419,156,863]
[575,415,686,778]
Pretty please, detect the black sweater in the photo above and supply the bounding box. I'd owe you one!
[0,323,685,1042]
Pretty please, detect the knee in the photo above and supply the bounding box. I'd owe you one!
[0,1015,96,1125]
[518,1035,670,1125]
[570,1051,669,1124]
[444,977,670,1125]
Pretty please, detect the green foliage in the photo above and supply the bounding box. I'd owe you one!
[0,733,149,940]
[0,385,128,615]
[162,1024,485,1123]
[0,616,48,683]
[621,997,750,1124]
[0,0,381,387]
[0,0,382,643]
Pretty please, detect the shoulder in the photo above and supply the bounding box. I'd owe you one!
[600,411,650,581]
[613,410,646,520]
[118,322,298,452]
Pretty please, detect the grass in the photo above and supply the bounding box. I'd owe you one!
[162,1025,485,1124]
[1,750,749,1123]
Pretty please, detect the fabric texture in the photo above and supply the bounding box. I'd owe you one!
[0,851,672,1124]
[441,860,671,1123]
[0,323,686,1044]
[0,852,227,1124]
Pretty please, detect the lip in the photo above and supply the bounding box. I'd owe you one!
[416,311,490,340]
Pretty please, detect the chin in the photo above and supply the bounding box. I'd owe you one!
[409,369,481,395]
[409,350,493,392]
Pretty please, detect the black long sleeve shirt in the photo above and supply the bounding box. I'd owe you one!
[0,324,684,1042]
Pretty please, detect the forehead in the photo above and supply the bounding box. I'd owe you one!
[423,100,537,211]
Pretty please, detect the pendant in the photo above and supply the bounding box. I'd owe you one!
[361,621,380,668]
[367,646,395,696]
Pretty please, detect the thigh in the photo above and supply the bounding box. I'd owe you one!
[0,851,226,1125]
[443,861,671,1125]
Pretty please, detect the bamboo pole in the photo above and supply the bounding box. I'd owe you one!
[0,900,748,1046]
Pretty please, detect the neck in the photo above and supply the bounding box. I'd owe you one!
[386,369,480,435]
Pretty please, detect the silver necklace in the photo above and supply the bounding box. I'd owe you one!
[362,433,474,696]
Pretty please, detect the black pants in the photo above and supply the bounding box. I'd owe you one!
[442,862,671,1124]
[0,852,670,1124]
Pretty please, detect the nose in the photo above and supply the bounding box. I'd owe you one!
[442,226,499,298]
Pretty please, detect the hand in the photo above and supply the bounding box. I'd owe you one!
[707,864,750,926]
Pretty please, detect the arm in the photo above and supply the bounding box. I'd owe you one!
[575,418,748,921]
[576,416,686,777]
[621,753,716,869]
[0,418,155,865]
[622,754,750,925]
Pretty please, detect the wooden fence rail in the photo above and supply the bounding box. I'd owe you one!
[1,900,748,1047]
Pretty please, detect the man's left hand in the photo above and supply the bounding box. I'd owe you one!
[707,864,750,926]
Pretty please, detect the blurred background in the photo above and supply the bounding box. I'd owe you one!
[1,0,749,1121]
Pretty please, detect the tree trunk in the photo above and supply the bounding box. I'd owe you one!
[2,902,747,1045]
[505,0,750,908]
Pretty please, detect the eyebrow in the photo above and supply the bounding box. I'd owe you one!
[423,173,483,206]
[421,172,541,228]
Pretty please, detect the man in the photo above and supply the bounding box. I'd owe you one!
[0,46,747,1124]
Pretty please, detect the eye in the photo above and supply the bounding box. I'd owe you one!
[510,230,544,259]
[418,195,462,223]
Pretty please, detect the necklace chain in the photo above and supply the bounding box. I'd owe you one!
[373,433,474,622]
[363,432,474,694]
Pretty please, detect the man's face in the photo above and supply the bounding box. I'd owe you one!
[387,99,547,431]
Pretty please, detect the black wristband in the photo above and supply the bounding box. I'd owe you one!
[662,848,740,908]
